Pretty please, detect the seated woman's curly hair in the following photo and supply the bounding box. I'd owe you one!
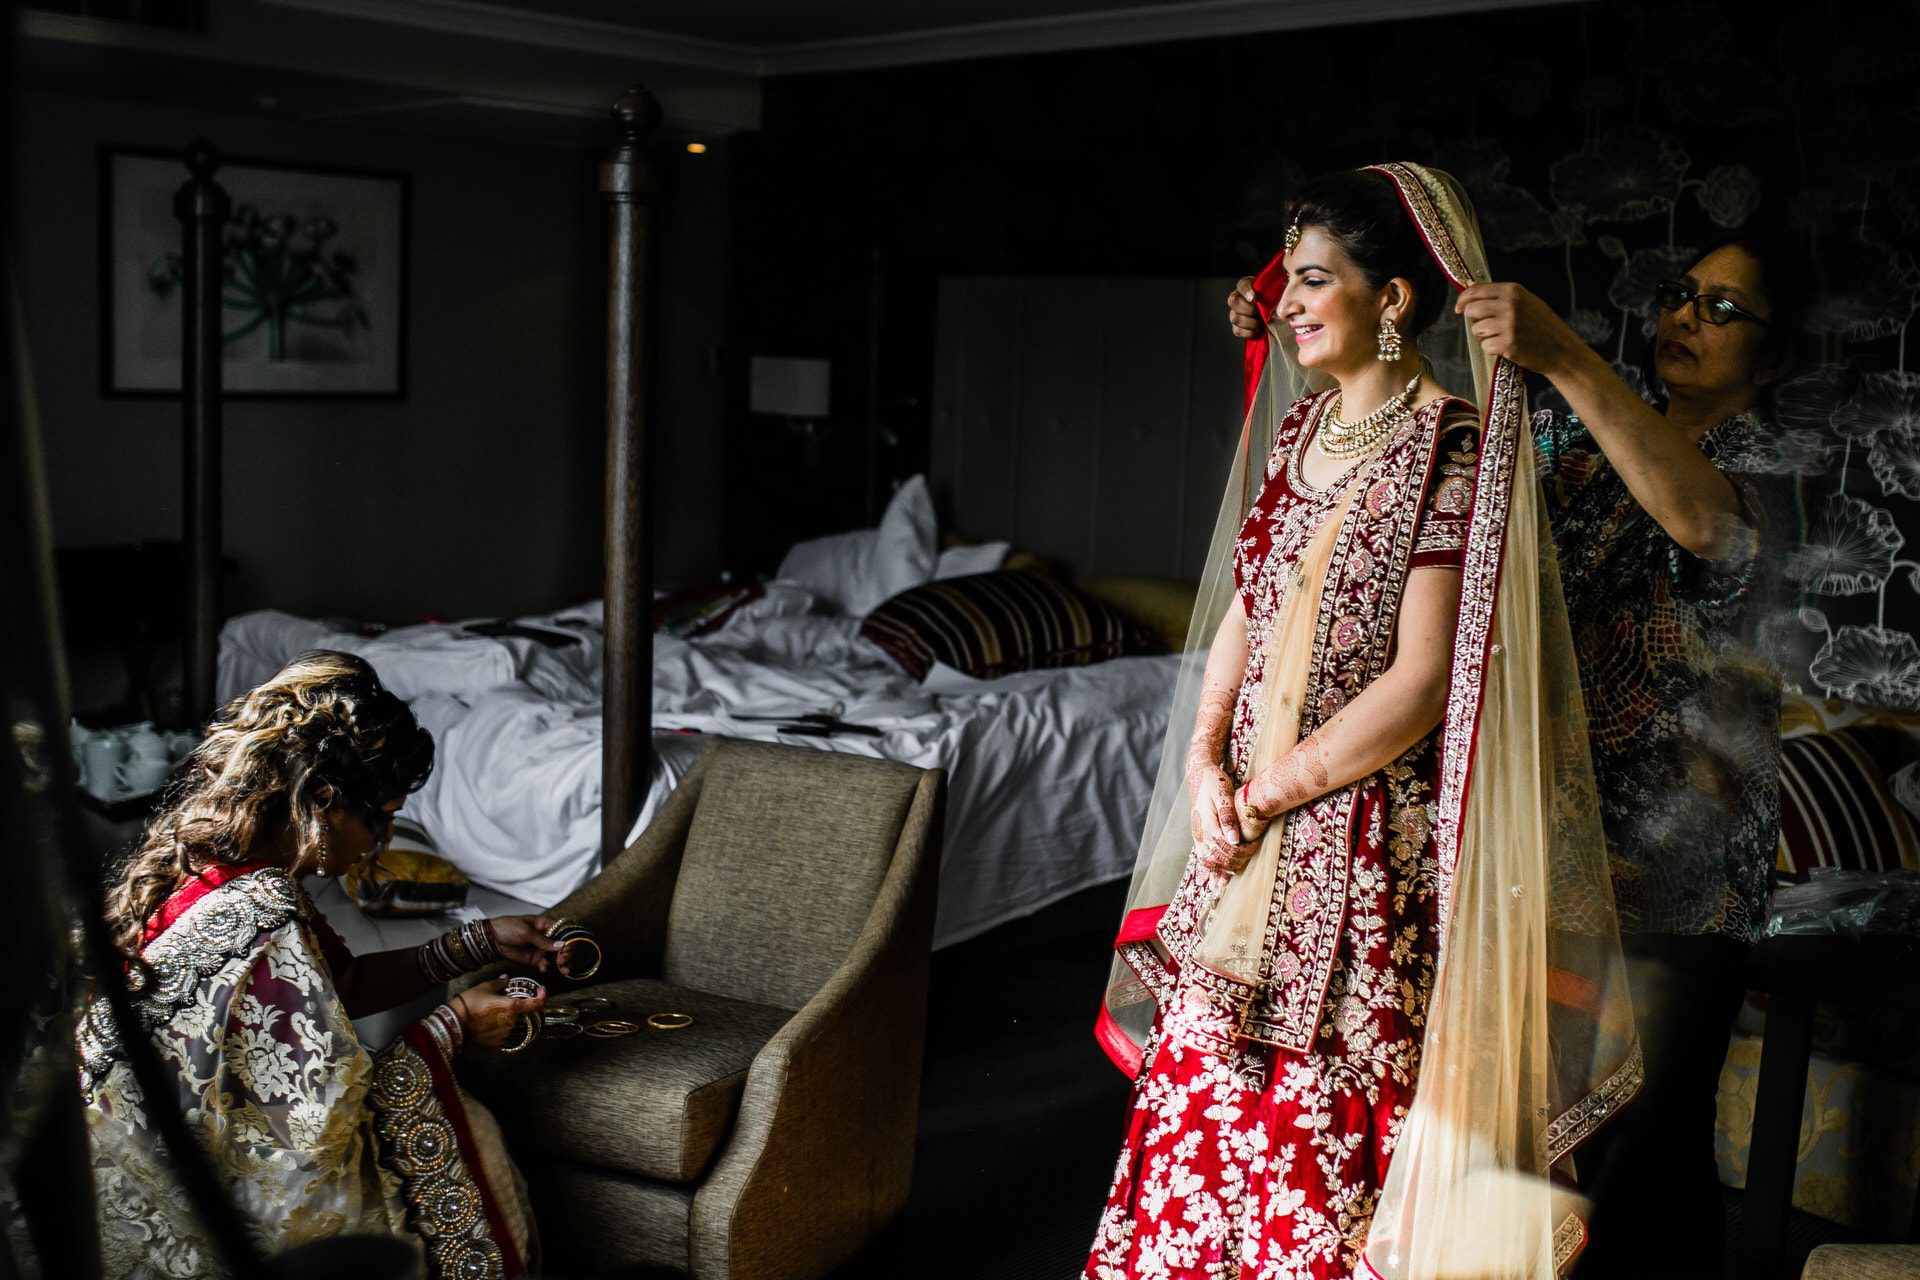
[105,650,434,959]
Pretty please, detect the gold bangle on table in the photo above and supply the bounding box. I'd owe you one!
[645,1012,694,1031]
[586,1018,640,1038]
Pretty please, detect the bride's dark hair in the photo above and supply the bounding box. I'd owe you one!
[1283,169,1452,339]
[104,650,433,959]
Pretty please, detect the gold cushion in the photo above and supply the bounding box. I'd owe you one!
[343,819,468,917]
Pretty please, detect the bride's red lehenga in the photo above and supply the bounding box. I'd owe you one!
[1087,162,1640,1280]
[1085,392,1481,1280]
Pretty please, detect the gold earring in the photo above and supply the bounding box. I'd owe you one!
[1377,317,1403,362]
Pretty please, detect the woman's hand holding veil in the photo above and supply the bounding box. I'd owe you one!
[1226,277,1262,339]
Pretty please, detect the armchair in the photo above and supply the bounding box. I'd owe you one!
[465,739,944,1279]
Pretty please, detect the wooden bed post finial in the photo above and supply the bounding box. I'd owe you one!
[599,84,662,864]
[175,137,232,729]
[612,84,662,143]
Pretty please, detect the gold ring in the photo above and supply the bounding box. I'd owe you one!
[646,1012,694,1031]
[586,1018,640,1038]
[501,1012,541,1053]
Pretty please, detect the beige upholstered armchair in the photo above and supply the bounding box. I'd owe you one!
[465,739,944,1279]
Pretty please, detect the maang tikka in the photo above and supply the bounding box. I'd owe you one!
[1283,216,1303,256]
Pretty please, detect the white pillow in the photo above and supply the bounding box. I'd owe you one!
[775,475,938,616]
[934,540,1010,580]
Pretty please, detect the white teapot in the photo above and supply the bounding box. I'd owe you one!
[122,722,170,764]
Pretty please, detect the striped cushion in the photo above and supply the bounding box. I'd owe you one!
[859,569,1157,681]
[1777,727,1920,880]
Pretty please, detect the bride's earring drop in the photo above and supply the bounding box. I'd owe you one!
[1376,316,1403,362]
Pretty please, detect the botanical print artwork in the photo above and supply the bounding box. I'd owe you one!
[104,151,406,396]
[146,205,371,363]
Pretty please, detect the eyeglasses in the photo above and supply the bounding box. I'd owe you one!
[1654,280,1769,328]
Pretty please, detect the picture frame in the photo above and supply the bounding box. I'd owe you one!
[101,147,409,397]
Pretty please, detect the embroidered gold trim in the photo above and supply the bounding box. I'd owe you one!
[1552,1210,1586,1274]
[370,1035,509,1280]
[1542,1037,1645,1165]
[78,868,306,1092]
[1365,162,1479,290]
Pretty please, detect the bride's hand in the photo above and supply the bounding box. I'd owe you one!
[1226,277,1262,340]
[1190,767,1250,875]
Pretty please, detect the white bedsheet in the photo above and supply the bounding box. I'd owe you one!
[218,593,1175,946]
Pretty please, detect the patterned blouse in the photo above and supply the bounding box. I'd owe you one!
[1535,408,1785,940]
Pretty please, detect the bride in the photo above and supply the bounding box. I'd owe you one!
[1086,164,1640,1280]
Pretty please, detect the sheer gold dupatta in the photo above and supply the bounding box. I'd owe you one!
[1188,474,1359,984]
[1358,164,1640,1279]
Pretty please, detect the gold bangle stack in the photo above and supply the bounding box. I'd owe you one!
[501,974,542,1054]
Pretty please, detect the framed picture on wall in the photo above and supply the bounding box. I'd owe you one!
[101,148,408,397]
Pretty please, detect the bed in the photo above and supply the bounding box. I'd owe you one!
[219,577,1177,948]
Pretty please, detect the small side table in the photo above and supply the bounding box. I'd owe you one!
[1738,934,1920,1279]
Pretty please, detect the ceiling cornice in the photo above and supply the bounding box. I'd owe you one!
[253,0,1564,77]
[254,0,761,74]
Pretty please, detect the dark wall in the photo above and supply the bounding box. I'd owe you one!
[14,88,729,629]
[737,0,1920,706]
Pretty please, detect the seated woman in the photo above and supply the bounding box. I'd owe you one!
[79,650,562,1279]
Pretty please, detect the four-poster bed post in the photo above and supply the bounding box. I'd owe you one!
[600,84,662,863]
[176,138,229,726]
[168,93,663,854]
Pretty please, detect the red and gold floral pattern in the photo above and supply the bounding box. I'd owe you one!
[1089,756,1444,1280]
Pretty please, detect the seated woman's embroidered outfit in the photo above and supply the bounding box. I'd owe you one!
[1089,163,1641,1280]
[78,861,532,1280]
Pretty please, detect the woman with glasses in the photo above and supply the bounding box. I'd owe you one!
[1236,234,1807,1275]
[80,650,573,1278]
[1453,243,1805,1279]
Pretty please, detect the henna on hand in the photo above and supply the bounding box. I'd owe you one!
[1184,686,1237,789]
[1244,734,1330,821]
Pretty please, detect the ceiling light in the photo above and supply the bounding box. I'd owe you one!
[685,142,708,155]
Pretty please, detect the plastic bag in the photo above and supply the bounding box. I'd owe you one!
[1764,868,1920,938]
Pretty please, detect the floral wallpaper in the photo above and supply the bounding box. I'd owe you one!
[1236,3,1920,710]
[744,1,1920,710]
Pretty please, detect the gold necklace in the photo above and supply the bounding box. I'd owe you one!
[1319,374,1422,460]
